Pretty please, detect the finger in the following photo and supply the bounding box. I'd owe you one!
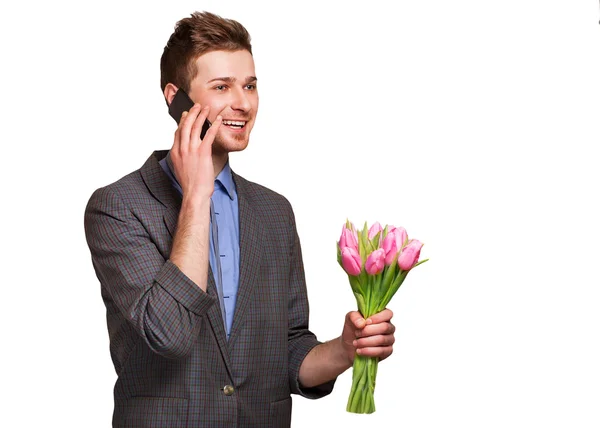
[172,111,188,152]
[190,105,210,145]
[353,333,395,349]
[356,345,393,360]
[199,115,223,154]
[179,109,189,126]
[365,308,394,325]
[347,311,367,329]
[355,321,395,338]
[178,104,203,151]
[215,104,229,118]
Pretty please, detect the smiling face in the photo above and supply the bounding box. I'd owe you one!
[187,49,258,155]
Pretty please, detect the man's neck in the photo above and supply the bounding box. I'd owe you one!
[212,152,229,179]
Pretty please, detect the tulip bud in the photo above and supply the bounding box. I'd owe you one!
[341,247,362,276]
[365,248,385,275]
[382,227,407,264]
[382,235,398,266]
[389,226,408,250]
[398,239,423,271]
[368,222,383,240]
[339,225,359,251]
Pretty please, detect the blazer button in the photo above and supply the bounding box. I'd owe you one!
[223,385,235,396]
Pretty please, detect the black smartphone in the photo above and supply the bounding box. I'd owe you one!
[168,89,211,140]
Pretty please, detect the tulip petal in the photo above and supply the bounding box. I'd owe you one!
[398,240,423,271]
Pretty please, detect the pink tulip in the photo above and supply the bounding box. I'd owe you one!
[368,222,383,240]
[382,226,407,265]
[365,248,385,275]
[389,226,408,250]
[339,226,358,251]
[382,236,398,265]
[398,239,423,271]
[341,247,362,276]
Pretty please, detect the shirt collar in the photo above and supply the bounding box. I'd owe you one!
[215,162,236,201]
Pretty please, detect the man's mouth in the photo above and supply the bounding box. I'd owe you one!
[222,119,247,130]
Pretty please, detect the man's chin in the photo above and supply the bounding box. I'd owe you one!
[212,137,249,155]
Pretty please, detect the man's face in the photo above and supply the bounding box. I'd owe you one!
[188,49,258,155]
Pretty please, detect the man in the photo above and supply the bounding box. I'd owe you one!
[85,11,395,427]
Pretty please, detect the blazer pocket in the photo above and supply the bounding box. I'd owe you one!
[270,396,292,427]
[114,397,188,428]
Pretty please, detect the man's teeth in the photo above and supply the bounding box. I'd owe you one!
[223,120,246,128]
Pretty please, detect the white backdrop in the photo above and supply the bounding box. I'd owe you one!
[1,1,599,427]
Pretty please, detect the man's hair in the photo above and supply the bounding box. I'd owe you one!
[160,11,252,93]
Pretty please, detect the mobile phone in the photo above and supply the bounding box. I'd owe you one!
[168,89,211,140]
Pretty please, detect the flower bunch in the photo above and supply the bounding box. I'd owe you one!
[338,220,428,414]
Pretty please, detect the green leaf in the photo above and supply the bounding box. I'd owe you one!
[359,269,368,287]
[376,270,408,312]
[358,235,367,265]
[365,238,375,254]
[349,275,363,294]
[412,258,429,269]
[361,221,369,247]
[371,232,381,249]
[354,292,367,316]
[381,260,397,291]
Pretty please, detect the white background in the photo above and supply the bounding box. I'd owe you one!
[1,1,599,427]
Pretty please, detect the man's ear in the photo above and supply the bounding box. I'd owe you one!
[164,83,179,106]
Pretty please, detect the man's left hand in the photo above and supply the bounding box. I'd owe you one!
[341,309,396,364]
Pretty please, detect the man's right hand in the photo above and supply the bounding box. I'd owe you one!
[170,104,223,200]
[168,103,223,292]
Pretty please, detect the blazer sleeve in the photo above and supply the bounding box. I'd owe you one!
[286,205,337,398]
[84,185,216,360]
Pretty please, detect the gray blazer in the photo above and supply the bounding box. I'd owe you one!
[84,150,334,427]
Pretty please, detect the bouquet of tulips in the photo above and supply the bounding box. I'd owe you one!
[338,220,428,414]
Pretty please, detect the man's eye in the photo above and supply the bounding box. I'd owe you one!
[215,85,226,91]
[245,84,256,90]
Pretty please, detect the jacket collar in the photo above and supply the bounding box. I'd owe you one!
[140,150,181,237]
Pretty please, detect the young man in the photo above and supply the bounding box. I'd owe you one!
[84,11,395,427]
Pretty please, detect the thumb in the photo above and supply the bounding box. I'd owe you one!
[346,311,367,330]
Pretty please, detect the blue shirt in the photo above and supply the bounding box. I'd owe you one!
[159,154,240,339]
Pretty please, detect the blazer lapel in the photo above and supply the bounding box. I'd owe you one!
[228,173,264,348]
[140,151,233,376]
[138,151,181,239]
[205,269,234,377]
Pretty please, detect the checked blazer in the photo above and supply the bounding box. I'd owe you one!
[84,150,335,428]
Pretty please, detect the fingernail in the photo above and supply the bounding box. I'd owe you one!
[366,318,373,325]
[352,340,357,347]
[356,349,362,355]
[182,111,188,117]
[355,330,361,337]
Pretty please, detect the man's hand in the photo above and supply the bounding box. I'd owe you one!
[298,308,396,388]
[341,309,396,364]
[168,104,222,291]
[170,104,223,200]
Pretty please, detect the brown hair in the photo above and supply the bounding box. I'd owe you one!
[160,11,252,93]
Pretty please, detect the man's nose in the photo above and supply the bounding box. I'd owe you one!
[230,87,251,112]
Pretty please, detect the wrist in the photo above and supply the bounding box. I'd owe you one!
[337,336,354,369]
[181,193,211,212]
[181,183,214,201]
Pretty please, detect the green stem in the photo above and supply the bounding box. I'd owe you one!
[346,355,378,414]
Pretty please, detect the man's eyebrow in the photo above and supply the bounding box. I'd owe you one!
[206,76,258,84]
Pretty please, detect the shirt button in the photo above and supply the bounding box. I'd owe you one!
[223,385,235,396]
